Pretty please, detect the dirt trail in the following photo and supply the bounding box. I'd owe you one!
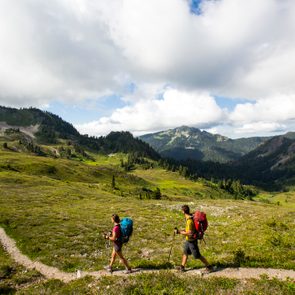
[1,227,294,283]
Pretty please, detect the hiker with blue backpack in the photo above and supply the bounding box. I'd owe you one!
[104,214,133,274]
[175,205,214,273]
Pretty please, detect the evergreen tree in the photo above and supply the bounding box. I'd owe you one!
[112,175,116,189]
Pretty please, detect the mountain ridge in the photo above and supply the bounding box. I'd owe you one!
[2,105,295,190]
[140,125,269,162]
[232,134,295,188]
[0,106,160,160]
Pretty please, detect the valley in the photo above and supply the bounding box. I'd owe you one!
[0,147,294,293]
[0,107,294,294]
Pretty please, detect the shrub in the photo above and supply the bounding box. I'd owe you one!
[0,265,14,279]
[233,249,249,266]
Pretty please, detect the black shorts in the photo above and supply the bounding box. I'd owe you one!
[183,240,201,259]
[114,242,123,252]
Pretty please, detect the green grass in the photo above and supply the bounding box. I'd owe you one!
[84,153,127,166]
[0,150,152,196]
[11,272,295,294]
[132,167,233,200]
[0,148,295,293]
[1,246,294,295]
[256,191,295,208]
[132,168,204,193]
[0,244,42,294]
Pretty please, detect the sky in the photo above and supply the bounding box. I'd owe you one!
[1,0,295,138]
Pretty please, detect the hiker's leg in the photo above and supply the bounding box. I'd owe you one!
[190,240,210,268]
[181,254,188,267]
[109,248,117,267]
[200,256,210,267]
[182,241,191,267]
[116,250,131,270]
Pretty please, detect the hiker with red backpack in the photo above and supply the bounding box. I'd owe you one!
[175,205,213,273]
[104,214,132,274]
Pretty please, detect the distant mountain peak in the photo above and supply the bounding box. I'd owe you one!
[140,126,268,163]
[175,125,199,132]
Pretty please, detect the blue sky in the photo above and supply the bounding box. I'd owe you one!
[1,0,295,138]
[190,0,202,14]
[214,97,252,112]
[45,95,126,125]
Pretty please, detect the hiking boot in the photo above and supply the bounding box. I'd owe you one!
[176,265,185,272]
[104,265,113,273]
[202,265,215,274]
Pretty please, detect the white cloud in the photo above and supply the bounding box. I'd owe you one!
[76,88,225,136]
[230,96,295,124]
[1,0,295,137]
[0,0,126,106]
[225,95,295,136]
[96,0,295,98]
[1,0,295,105]
[76,91,295,138]
[234,122,286,135]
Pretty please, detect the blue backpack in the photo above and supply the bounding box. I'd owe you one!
[120,218,133,244]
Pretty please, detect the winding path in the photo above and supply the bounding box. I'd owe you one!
[0,227,294,283]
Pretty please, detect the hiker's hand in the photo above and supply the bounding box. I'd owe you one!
[104,231,112,239]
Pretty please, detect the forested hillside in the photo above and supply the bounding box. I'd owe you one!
[140,126,268,162]
[163,134,295,190]
[1,106,295,191]
[0,106,160,160]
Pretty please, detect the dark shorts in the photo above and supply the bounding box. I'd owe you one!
[183,240,201,259]
[114,242,123,252]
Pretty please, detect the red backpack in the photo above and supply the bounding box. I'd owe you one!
[193,211,208,240]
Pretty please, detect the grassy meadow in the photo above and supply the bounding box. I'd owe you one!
[0,244,42,294]
[0,146,295,293]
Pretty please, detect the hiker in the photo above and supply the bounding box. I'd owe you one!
[104,214,132,274]
[176,205,213,273]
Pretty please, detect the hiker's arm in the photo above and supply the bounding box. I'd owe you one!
[179,229,192,236]
[107,229,117,241]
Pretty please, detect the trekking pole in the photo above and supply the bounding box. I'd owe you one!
[103,231,112,255]
[105,239,111,249]
[202,232,210,246]
[168,228,177,262]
